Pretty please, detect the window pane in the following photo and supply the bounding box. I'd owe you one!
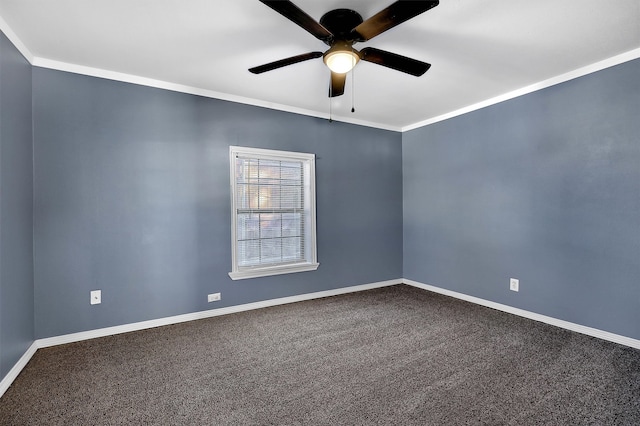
[236,183,247,208]
[260,239,282,264]
[260,214,281,239]
[282,213,301,237]
[269,186,281,209]
[280,185,302,209]
[237,213,259,240]
[258,185,270,209]
[258,161,281,185]
[256,185,280,210]
[281,163,301,181]
[282,237,302,261]
[249,185,260,209]
[236,184,260,210]
[236,184,255,210]
[237,159,259,184]
[238,239,260,267]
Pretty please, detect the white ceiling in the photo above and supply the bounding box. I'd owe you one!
[0,0,638,131]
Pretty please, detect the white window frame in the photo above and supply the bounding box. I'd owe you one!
[228,146,319,280]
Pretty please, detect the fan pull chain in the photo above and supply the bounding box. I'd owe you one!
[351,64,355,113]
[329,88,333,123]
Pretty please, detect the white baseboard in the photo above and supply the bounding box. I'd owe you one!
[403,279,640,350]
[3,276,638,399]
[1,279,400,397]
[0,342,38,398]
[36,279,402,349]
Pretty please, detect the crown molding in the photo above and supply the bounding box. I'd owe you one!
[402,47,640,132]
[31,57,401,132]
[0,15,34,62]
[1,19,638,134]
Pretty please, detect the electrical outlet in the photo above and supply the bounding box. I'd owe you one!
[208,293,221,303]
[90,290,101,305]
[510,278,519,292]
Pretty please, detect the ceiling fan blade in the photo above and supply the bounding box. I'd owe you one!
[351,0,439,41]
[259,1,333,42]
[249,52,323,74]
[360,47,431,76]
[329,72,346,97]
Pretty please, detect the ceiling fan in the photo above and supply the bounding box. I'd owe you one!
[249,0,439,97]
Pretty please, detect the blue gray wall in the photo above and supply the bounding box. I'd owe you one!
[32,68,403,338]
[403,59,640,339]
[0,31,34,379]
[2,25,638,385]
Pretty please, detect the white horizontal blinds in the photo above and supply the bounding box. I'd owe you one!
[235,156,305,268]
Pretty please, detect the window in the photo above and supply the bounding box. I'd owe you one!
[229,146,319,280]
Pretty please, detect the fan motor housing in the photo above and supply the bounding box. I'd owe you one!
[319,9,363,42]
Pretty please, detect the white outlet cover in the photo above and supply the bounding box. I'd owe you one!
[90,290,101,305]
[208,293,221,303]
[510,278,519,292]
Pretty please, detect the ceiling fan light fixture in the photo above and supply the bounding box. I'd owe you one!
[251,1,439,97]
[323,44,360,74]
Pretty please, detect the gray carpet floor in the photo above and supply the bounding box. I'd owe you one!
[1,285,638,425]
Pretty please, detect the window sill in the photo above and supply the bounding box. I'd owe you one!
[228,262,320,281]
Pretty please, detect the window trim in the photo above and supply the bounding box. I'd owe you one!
[228,146,319,280]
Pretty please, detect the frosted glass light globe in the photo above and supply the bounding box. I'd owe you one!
[324,49,360,74]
